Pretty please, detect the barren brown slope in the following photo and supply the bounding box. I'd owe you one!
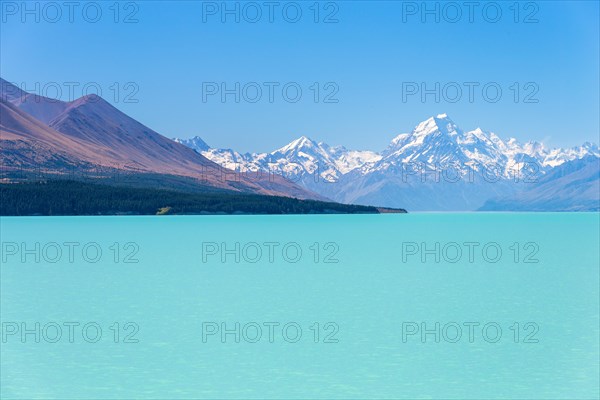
[45,94,319,198]
[48,94,216,173]
[0,99,108,170]
[0,81,321,199]
[1,78,69,124]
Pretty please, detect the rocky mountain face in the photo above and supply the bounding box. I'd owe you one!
[176,114,599,211]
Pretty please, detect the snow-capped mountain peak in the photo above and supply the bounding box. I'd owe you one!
[174,114,598,207]
[274,135,318,155]
[380,114,468,166]
[173,136,210,153]
[412,113,460,138]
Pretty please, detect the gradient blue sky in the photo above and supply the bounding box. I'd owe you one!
[1,0,598,152]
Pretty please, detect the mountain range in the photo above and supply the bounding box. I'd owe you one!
[0,78,319,200]
[2,76,597,212]
[175,114,600,211]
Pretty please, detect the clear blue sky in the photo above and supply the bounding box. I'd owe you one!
[1,1,598,152]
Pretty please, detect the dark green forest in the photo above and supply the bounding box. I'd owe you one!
[0,180,393,216]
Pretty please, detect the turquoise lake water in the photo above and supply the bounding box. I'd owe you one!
[1,213,599,399]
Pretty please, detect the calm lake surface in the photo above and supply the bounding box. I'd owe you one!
[1,213,599,399]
